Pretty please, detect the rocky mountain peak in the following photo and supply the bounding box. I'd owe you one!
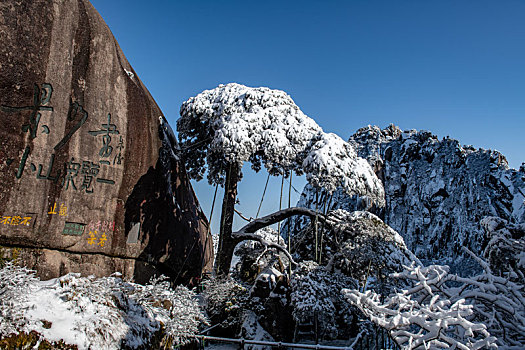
[289,125,525,268]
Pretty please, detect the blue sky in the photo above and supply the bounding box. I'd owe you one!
[91,0,525,232]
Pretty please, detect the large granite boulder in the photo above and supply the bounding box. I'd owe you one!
[0,0,213,284]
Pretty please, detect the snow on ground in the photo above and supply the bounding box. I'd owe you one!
[0,263,206,349]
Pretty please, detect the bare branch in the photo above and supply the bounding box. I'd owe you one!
[233,207,328,236]
[231,207,329,267]
[234,231,297,266]
[234,208,254,222]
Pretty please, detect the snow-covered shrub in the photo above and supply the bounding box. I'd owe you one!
[232,227,286,282]
[291,261,358,340]
[326,210,418,282]
[0,262,39,336]
[343,252,525,349]
[481,216,525,278]
[121,275,207,348]
[232,228,289,300]
[0,263,207,349]
[202,273,292,342]
[292,210,417,287]
[0,330,78,349]
[202,277,249,335]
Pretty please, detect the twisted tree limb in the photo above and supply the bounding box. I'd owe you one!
[231,207,329,266]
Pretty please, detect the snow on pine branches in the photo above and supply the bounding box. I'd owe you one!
[291,261,358,340]
[302,133,384,205]
[0,262,207,350]
[343,246,525,349]
[178,83,385,205]
[178,83,321,181]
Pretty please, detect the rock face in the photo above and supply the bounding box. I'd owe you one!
[0,0,213,283]
[287,125,525,269]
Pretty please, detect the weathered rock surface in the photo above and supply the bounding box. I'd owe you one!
[287,124,525,271]
[0,0,213,283]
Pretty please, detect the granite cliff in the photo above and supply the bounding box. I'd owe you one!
[0,0,213,284]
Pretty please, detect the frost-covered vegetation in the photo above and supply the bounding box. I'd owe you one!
[197,208,525,349]
[177,83,383,204]
[177,86,525,348]
[178,83,384,275]
[343,263,496,349]
[0,263,207,349]
[3,84,524,350]
[291,261,358,340]
[343,247,525,349]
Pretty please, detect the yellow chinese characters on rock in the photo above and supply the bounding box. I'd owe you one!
[48,202,68,216]
[87,230,109,247]
[1,215,32,226]
[85,220,114,248]
[99,233,107,247]
[87,231,96,245]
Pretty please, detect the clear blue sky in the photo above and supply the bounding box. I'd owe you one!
[91,0,525,233]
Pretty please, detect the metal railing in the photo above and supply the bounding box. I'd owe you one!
[195,327,399,350]
[195,335,357,349]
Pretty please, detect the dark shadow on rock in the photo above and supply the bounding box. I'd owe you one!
[125,121,211,286]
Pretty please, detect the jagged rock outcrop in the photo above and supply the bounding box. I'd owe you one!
[0,0,213,284]
[287,124,525,267]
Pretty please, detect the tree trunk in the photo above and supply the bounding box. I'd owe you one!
[215,163,240,276]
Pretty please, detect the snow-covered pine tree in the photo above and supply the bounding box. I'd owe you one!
[178,83,384,275]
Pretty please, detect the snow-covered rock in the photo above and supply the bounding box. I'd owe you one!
[291,210,417,284]
[0,0,213,284]
[287,124,525,267]
[0,263,207,349]
[239,310,274,350]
